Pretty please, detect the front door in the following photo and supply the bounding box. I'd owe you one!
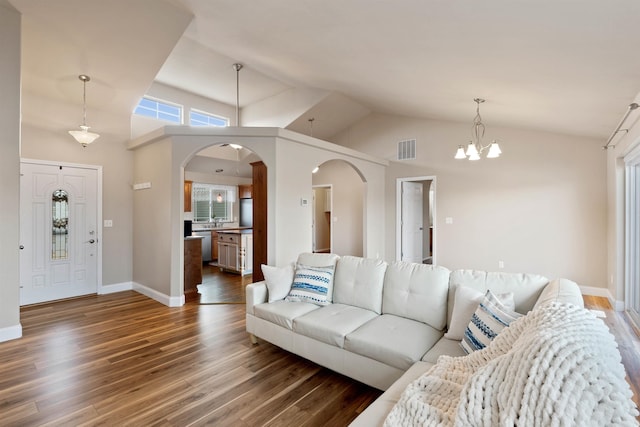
[20,161,99,305]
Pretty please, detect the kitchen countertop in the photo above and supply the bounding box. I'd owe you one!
[192,226,252,232]
[184,235,204,240]
[216,228,253,235]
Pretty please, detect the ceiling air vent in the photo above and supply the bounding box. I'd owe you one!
[397,139,416,160]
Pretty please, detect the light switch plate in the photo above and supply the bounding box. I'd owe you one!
[104,220,113,227]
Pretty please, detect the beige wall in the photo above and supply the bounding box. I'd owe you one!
[333,113,607,288]
[0,2,21,341]
[20,94,135,289]
[129,127,386,303]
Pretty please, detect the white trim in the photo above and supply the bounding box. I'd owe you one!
[0,324,22,343]
[132,282,185,307]
[623,146,640,321]
[396,176,436,264]
[20,158,103,301]
[99,281,133,294]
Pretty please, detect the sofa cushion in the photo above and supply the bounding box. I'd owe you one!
[254,300,319,330]
[461,290,522,354]
[421,337,467,363]
[382,261,450,329]
[448,269,548,327]
[293,303,378,348]
[286,264,335,306]
[333,256,387,314]
[261,263,294,303]
[444,285,515,340]
[344,314,442,371]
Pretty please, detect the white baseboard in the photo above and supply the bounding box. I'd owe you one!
[99,281,133,294]
[0,324,22,343]
[579,286,624,312]
[132,282,185,307]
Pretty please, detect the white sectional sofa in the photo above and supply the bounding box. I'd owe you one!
[245,253,630,425]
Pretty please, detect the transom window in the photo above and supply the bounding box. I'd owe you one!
[134,96,182,124]
[192,183,236,223]
[190,109,229,127]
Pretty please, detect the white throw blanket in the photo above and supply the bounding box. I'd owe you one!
[384,302,639,426]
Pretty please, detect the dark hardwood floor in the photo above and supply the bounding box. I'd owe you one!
[1,285,637,426]
[192,264,253,304]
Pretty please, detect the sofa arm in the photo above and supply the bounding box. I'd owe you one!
[246,281,268,315]
[534,278,584,310]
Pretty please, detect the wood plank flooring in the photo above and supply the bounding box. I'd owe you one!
[1,290,638,426]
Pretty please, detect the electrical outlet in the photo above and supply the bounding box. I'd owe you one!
[104,220,113,227]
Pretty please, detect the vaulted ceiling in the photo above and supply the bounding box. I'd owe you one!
[9,0,640,142]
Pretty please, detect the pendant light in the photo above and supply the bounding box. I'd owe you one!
[455,98,501,160]
[68,74,100,147]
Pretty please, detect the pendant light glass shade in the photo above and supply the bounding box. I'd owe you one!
[69,74,99,147]
[454,145,467,159]
[486,141,502,158]
[69,125,100,147]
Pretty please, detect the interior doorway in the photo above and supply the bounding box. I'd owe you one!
[396,176,436,264]
[312,185,332,253]
[183,143,262,304]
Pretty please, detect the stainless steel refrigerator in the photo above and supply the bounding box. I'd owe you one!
[239,198,253,227]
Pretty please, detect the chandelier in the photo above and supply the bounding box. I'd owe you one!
[68,74,100,147]
[454,98,501,160]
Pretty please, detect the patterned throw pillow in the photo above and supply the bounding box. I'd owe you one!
[460,289,522,354]
[285,264,335,306]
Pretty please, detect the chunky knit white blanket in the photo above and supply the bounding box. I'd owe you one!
[384,302,639,426]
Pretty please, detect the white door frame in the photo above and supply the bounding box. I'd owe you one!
[20,158,103,296]
[396,176,436,263]
[624,144,640,325]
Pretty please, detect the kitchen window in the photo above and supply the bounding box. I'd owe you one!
[192,183,236,223]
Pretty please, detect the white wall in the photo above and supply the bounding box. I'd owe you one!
[0,2,22,342]
[313,160,364,256]
[333,113,607,288]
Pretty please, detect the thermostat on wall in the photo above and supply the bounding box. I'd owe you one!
[300,198,309,206]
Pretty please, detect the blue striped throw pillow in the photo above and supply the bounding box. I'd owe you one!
[285,264,335,306]
[460,289,522,354]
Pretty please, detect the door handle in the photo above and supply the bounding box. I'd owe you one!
[88,239,95,244]
[19,245,24,250]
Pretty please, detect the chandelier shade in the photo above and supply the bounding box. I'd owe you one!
[68,74,99,147]
[455,98,501,160]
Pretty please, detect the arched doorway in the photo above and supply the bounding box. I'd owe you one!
[184,143,263,304]
[311,159,365,257]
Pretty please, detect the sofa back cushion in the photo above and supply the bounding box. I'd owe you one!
[447,270,548,327]
[382,261,450,330]
[333,256,387,314]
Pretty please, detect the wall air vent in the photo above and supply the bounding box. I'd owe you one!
[397,139,416,160]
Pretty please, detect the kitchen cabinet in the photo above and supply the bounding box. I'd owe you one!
[211,231,218,260]
[184,236,202,295]
[218,231,253,275]
[184,180,192,212]
[238,184,252,198]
